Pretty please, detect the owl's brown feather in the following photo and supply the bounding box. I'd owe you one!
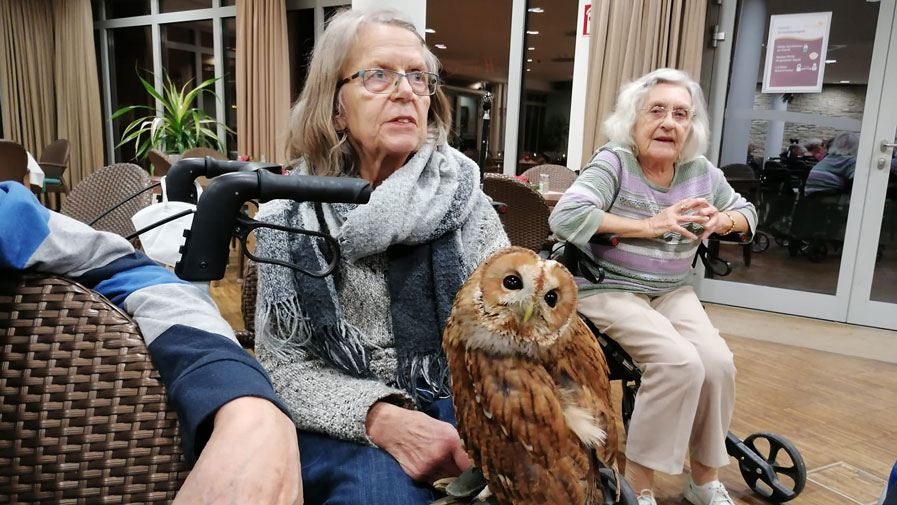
[444,247,618,505]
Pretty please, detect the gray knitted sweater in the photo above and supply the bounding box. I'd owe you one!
[254,182,509,445]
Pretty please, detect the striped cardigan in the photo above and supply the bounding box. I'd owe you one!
[549,143,757,296]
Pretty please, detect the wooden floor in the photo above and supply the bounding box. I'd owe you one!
[209,254,897,505]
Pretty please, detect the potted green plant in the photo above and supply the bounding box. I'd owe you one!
[111,69,232,167]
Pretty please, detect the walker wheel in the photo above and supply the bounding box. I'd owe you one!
[738,432,806,502]
[751,233,770,253]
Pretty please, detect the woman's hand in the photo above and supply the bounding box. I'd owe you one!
[173,397,303,505]
[645,197,713,240]
[365,401,471,483]
[695,203,734,240]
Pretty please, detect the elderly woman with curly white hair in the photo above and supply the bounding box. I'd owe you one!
[550,68,757,505]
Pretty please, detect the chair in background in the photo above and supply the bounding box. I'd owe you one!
[482,173,551,253]
[235,260,258,350]
[521,163,578,192]
[38,139,71,210]
[0,139,28,184]
[181,147,227,160]
[0,271,189,503]
[61,163,152,238]
[148,149,174,177]
[704,163,763,272]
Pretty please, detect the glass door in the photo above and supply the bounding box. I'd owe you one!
[695,0,897,329]
[846,21,897,329]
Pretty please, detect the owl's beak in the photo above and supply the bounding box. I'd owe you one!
[523,301,534,323]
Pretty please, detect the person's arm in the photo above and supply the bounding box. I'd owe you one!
[549,151,620,248]
[550,151,712,242]
[0,181,301,505]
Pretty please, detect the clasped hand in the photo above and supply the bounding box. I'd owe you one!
[647,197,729,240]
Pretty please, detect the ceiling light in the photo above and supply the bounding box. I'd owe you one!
[425,28,435,34]
[434,44,447,49]
[526,30,540,35]
[527,47,535,51]
[526,58,533,62]
[825,59,836,64]
[840,80,850,83]
[526,68,531,72]
[528,7,544,13]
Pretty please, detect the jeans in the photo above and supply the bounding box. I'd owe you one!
[298,396,456,505]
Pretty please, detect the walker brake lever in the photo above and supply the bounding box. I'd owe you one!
[175,169,371,281]
[232,215,340,278]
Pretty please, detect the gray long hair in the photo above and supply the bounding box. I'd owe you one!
[284,8,452,176]
[826,132,859,156]
[602,68,710,163]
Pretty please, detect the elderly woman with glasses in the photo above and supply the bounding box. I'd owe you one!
[251,8,508,505]
[550,68,757,505]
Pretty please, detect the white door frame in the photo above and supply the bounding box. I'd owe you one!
[847,0,897,329]
[695,0,897,329]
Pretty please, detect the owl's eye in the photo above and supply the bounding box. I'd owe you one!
[544,290,558,308]
[502,275,522,290]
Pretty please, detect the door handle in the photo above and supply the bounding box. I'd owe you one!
[881,139,897,152]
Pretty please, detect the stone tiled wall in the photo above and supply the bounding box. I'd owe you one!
[748,84,866,156]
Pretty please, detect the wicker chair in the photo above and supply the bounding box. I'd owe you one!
[148,149,174,177]
[234,260,258,350]
[0,271,189,503]
[482,173,551,252]
[521,164,578,192]
[180,147,227,160]
[61,163,153,239]
[0,139,28,184]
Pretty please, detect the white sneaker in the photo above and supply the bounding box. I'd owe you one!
[637,489,657,505]
[682,475,735,505]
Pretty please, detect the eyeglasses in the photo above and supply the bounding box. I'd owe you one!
[644,104,693,123]
[337,68,440,96]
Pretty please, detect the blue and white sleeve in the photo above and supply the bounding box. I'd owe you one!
[0,181,290,463]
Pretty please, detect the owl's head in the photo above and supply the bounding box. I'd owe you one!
[469,247,579,354]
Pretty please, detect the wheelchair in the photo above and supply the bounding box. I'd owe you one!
[552,235,807,504]
[786,188,849,263]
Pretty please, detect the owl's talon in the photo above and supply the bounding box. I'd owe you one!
[475,485,493,501]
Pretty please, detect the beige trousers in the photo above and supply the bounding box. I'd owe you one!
[578,285,735,475]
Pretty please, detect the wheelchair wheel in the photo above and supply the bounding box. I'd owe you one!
[737,432,806,503]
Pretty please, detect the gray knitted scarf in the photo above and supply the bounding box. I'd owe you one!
[254,142,478,403]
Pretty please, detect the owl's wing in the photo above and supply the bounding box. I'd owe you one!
[549,317,619,467]
[449,342,598,505]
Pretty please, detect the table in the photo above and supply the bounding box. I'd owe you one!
[26,152,44,188]
[541,190,564,210]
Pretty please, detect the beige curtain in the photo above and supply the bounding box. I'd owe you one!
[582,0,707,158]
[0,0,56,155]
[53,0,104,193]
[236,0,291,164]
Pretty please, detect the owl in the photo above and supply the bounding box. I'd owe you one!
[443,246,618,505]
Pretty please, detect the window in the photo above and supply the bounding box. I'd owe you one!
[426,0,513,169]
[517,0,577,171]
[104,0,150,18]
[160,0,212,13]
[108,25,153,162]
